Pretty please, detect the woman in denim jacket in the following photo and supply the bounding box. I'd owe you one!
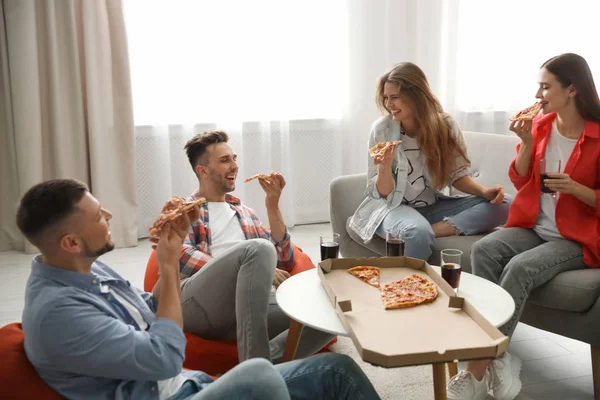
[349,62,512,260]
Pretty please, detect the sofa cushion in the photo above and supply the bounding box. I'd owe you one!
[462,131,519,198]
[527,269,600,313]
[346,217,386,256]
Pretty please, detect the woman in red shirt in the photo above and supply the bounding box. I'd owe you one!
[448,53,600,400]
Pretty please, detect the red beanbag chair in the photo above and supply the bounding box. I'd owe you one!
[144,244,323,375]
[0,323,62,399]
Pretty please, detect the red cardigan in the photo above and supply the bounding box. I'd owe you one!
[506,112,600,268]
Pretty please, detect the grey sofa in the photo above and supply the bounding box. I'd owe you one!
[330,131,600,398]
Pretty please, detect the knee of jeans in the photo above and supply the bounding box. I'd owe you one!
[236,359,286,392]
[331,353,360,371]
[470,239,492,271]
[245,239,277,267]
[312,353,362,376]
[471,239,489,260]
[242,358,278,377]
[400,222,434,245]
[503,257,528,278]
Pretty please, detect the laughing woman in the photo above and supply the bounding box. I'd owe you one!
[349,62,512,260]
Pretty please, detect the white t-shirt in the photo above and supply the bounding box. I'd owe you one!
[109,289,187,400]
[400,134,436,208]
[207,202,246,257]
[534,120,578,241]
[208,202,278,296]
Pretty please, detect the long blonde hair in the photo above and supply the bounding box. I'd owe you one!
[376,62,469,190]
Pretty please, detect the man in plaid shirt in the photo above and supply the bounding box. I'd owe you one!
[178,130,333,364]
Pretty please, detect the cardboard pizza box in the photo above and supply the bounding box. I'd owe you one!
[318,256,509,368]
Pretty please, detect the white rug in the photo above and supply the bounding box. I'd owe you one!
[330,337,532,400]
[330,336,435,399]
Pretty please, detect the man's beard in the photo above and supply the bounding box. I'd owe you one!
[209,170,235,194]
[83,241,115,258]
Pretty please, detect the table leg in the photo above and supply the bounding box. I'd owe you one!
[432,363,447,400]
[282,319,304,362]
[447,361,459,379]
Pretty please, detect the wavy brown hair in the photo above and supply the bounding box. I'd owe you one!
[375,62,469,190]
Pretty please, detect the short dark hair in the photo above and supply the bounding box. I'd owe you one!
[184,130,229,171]
[16,179,89,247]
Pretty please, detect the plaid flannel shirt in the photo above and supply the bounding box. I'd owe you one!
[179,191,295,279]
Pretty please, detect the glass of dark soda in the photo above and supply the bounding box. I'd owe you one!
[386,231,405,257]
[440,249,462,293]
[320,233,340,261]
[540,158,562,196]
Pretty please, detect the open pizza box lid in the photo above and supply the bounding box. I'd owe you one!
[318,256,509,368]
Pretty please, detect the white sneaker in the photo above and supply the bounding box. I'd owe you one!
[489,352,522,400]
[447,370,490,400]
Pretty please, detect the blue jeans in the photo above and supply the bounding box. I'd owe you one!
[170,353,380,400]
[376,195,513,260]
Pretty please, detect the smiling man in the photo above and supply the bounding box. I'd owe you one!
[173,130,333,364]
[17,179,381,400]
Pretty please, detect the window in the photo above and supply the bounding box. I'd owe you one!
[455,0,600,111]
[124,0,348,124]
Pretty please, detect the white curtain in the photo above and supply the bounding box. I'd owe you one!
[452,0,600,133]
[125,0,346,235]
[124,0,600,236]
[0,0,137,252]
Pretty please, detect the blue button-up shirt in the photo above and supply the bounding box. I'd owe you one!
[22,256,213,400]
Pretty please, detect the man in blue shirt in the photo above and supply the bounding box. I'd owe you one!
[18,179,381,400]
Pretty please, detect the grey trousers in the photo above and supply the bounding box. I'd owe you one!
[180,239,334,363]
[471,227,586,337]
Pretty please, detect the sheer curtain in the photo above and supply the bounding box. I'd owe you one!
[452,0,600,134]
[124,0,600,237]
[124,0,347,236]
[0,0,137,252]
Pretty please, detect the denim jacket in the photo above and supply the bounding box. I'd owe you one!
[22,256,213,400]
[349,114,471,243]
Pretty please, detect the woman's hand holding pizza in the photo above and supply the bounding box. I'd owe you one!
[374,144,397,169]
[509,119,534,146]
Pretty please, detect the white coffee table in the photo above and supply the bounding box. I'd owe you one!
[276,266,515,400]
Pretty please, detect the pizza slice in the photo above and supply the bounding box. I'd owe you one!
[149,196,205,238]
[402,274,438,302]
[380,274,438,310]
[509,102,543,121]
[369,140,402,159]
[380,282,422,309]
[348,266,381,288]
[244,173,272,184]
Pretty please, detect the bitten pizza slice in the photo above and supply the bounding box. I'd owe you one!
[510,102,543,121]
[369,140,402,159]
[244,173,272,184]
[149,196,205,238]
